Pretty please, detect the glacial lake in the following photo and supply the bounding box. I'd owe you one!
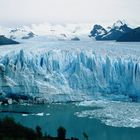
[0,101,140,140]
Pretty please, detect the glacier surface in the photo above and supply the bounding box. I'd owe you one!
[0,40,140,102]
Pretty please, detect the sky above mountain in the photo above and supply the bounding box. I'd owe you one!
[0,0,139,27]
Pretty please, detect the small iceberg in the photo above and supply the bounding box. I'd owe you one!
[46,113,51,116]
[22,114,28,116]
[36,112,44,116]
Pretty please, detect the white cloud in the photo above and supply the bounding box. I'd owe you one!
[0,0,139,26]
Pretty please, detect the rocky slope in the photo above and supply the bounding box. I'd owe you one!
[117,27,140,42]
[0,35,19,45]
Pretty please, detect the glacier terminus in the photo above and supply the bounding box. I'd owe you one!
[0,39,140,103]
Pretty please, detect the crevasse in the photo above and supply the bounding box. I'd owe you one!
[0,48,140,102]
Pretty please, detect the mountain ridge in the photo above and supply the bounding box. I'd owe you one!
[0,35,19,45]
[0,21,140,42]
[117,27,140,42]
[90,20,133,41]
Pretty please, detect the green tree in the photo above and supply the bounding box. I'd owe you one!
[83,132,88,140]
[57,126,66,140]
[36,125,42,138]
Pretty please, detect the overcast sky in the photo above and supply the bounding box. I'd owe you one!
[0,0,139,27]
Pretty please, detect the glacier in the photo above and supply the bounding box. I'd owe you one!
[0,40,140,103]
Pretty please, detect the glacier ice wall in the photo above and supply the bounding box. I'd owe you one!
[0,46,140,102]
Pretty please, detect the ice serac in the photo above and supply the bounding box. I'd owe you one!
[0,46,140,102]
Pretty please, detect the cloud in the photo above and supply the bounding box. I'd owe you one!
[0,0,139,26]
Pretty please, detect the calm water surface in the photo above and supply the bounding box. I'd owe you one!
[0,103,140,140]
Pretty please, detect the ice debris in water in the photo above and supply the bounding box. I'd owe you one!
[75,100,140,128]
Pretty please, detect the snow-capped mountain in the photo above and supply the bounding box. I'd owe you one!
[112,20,126,29]
[30,23,92,36]
[0,26,36,41]
[90,20,132,40]
[9,28,36,40]
[0,23,93,42]
[21,32,36,39]
[90,24,107,39]
[0,21,139,44]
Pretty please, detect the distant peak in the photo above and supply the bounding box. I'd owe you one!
[93,24,103,29]
[113,20,126,28]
